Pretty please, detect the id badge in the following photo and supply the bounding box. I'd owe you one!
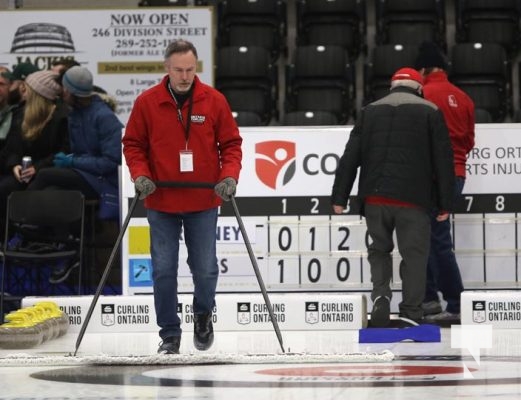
[179,150,194,172]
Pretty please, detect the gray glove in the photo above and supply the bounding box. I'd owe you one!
[214,177,236,201]
[135,176,156,200]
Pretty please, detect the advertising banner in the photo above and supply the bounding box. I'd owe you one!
[0,7,214,124]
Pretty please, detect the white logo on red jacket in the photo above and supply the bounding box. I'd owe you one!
[448,95,458,108]
[191,115,205,123]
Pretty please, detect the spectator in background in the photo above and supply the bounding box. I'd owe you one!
[3,62,39,107]
[51,59,114,109]
[331,68,455,327]
[0,63,39,153]
[28,66,123,283]
[415,41,475,322]
[0,70,68,237]
[0,67,14,151]
[50,58,80,78]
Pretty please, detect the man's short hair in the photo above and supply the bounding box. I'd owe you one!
[164,39,198,60]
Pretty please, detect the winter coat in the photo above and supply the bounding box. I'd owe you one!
[68,94,123,194]
[331,86,455,214]
[423,71,475,178]
[123,75,243,213]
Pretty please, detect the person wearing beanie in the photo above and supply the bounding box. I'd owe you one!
[25,70,62,102]
[62,66,94,98]
[0,69,69,239]
[28,65,123,283]
[331,66,454,327]
[415,41,475,322]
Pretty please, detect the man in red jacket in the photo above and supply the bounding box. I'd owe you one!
[123,39,243,354]
[415,41,475,322]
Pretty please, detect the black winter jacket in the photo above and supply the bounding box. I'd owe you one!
[331,86,455,214]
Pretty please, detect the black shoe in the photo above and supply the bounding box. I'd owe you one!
[49,261,79,284]
[193,312,214,351]
[371,296,391,327]
[158,336,181,354]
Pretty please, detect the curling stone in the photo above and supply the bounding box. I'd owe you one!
[31,305,60,340]
[0,312,44,349]
[35,301,69,337]
[15,308,52,343]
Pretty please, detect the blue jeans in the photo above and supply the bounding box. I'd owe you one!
[425,177,465,314]
[148,207,219,339]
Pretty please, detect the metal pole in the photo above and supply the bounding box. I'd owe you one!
[156,181,285,352]
[73,194,141,356]
[230,195,285,353]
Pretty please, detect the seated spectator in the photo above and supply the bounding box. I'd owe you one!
[0,63,39,153]
[0,70,68,237]
[51,59,111,105]
[50,58,80,77]
[0,67,14,151]
[0,71,69,253]
[3,62,39,107]
[28,66,123,283]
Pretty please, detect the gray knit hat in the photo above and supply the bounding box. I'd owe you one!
[25,70,61,100]
[62,66,93,97]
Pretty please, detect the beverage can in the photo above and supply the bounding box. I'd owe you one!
[21,156,32,183]
[22,156,32,170]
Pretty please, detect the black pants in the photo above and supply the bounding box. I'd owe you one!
[364,203,430,320]
[28,167,98,199]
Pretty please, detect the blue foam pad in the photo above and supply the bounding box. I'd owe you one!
[359,324,441,343]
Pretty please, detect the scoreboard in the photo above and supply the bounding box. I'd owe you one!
[121,125,521,295]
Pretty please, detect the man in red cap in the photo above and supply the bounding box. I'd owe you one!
[331,67,455,327]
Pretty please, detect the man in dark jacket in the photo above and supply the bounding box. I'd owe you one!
[331,67,455,327]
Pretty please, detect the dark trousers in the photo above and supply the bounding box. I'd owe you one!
[425,177,465,314]
[28,167,98,199]
[365,203,431,320]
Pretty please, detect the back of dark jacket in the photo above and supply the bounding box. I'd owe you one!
[331,86,455,214]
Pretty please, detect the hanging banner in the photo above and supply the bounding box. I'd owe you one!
[0,7,214,124]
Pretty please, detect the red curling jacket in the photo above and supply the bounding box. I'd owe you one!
[422,71,475,178]
[123,75,242,213]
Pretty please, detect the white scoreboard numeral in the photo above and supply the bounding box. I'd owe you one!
[310,197,319,214]
[465,195,473,212]
[495,195,505,211]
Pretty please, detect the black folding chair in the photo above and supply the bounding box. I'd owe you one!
[0,190,85,322]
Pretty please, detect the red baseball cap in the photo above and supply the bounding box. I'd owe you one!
[391,67,423,85]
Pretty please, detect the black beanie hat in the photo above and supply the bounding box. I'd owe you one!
[415,41,448,70]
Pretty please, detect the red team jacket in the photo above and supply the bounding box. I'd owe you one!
[123,75,243,213]
[422,71,475,178]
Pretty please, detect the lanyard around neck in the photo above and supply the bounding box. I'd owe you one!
[168,81,194,142]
